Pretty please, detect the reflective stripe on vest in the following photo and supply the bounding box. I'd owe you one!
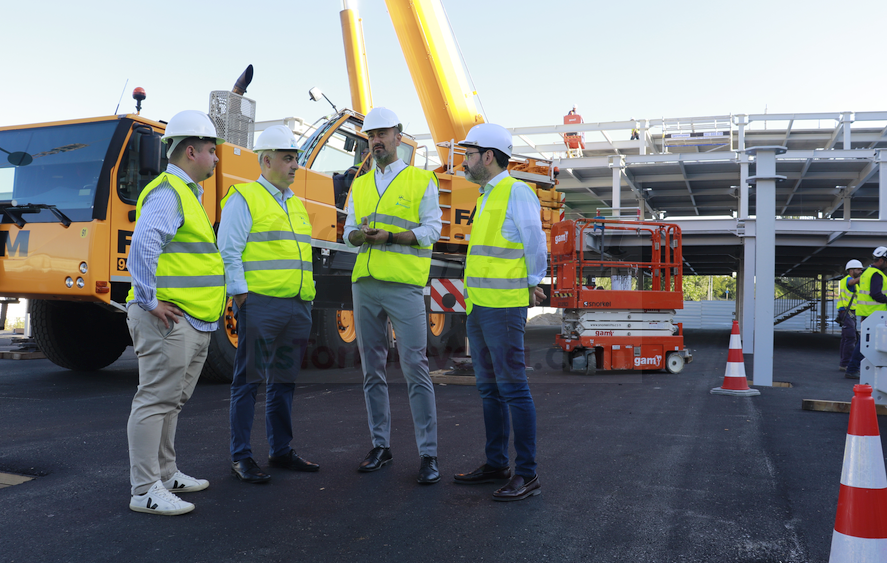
[855,266,887,317]
[837,275,856,311]
[125,173,226,321]
[464,176,528,314]
[350,166,437,286]
[220,182,315,300]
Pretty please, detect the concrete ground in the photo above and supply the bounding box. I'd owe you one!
[0,327,883,563]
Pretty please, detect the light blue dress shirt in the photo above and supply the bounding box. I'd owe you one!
[476,171,548,287]
[217,175,294,297]
[126,164,218,332]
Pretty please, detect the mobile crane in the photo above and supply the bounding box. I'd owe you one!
[0,0,562,381]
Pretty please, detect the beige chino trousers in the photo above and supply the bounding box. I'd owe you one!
[126,304,210,495]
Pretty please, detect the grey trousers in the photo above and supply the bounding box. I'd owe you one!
[126,304,211,495]
[352,277,437,457]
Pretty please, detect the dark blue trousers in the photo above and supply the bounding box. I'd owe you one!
[230,293,312,462]
[466,305,537,479]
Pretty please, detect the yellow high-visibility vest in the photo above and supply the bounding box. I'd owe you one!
[464,176,528,314]
[350,166,437,287]
[126,173,226,322]
[855,266,887,317]
[837,275,856,312]
[220,181,315,301]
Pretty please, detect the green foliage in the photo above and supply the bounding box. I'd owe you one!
[683,275,736,301]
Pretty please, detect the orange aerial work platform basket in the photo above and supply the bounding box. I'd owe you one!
[551,218,693,375]
[563,112,585,150]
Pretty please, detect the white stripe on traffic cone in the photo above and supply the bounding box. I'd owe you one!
[829,384,887,562]
[711,320,759,396]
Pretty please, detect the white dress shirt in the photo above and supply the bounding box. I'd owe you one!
[343,159,442,248]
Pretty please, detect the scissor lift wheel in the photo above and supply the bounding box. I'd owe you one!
[665,353,685,374]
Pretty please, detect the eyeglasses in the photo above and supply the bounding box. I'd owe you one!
[464,150,483,159]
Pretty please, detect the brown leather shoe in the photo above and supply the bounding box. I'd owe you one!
[454,463,511,484]
[492,474,540,502]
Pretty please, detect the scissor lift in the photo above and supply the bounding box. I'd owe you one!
[551,218,692,375]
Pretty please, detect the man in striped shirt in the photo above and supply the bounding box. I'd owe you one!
[126,110,226,516]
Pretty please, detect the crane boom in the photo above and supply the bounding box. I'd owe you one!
[384,0,483,163]
[340,0,373,115]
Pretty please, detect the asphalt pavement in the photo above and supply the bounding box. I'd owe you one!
[0,326,884,563]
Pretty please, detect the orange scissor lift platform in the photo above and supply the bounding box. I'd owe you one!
[551,218,692,375]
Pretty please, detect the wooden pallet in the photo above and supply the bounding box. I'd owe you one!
[802,399,887,416]
[0,351,45,360]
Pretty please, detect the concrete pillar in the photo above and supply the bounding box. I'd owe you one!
[843,188,852,220]
[744,146,787,387]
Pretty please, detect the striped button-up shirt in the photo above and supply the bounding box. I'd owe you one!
[126,164,219,332]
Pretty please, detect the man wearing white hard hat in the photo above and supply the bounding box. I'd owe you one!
[218,125,319,484]
[845,247,887,379]
[126,110,226,515]
[344,107,443,484]
[453,123,547,502]
[836,259,863,371]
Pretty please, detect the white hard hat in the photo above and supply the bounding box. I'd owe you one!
[254,125,302,152]
[846,259,863,270]
[161,110,224,157]
[363,107,402,133]
[458,123,513,157]
[874,246,887,258]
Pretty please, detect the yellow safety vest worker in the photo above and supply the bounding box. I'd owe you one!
[837,275,856,312]
[854,266,887,318]
[464,176,529,315]
[126,173,226,322]
[220,182,315,301]
[350,166,437,287]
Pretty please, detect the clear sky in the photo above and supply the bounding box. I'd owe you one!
[3,0,885,137]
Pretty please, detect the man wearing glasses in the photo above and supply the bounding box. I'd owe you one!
[453,123,547,502]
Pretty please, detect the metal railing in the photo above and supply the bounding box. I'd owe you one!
[774,277,833,325]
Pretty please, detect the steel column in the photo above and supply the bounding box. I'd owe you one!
[879,149,887,220]
[745,146,787,388]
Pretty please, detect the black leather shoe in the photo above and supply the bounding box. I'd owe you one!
[453,463,511,485]
[358,446,392,472]
[268,449,319,472]
[231,458,271,484]
[492,474,541,502]
[417,455,440,484]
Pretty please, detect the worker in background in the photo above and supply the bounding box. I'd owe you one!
[837,259,863,372]
[219,125,319,484]
[125,110,227,516]
[454,123,547,502]
[630,119,640,141]
[844,247,887,379]
[344,107,443,484]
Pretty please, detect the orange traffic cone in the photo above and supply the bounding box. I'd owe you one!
[710,321,760,396]
[829,384,887,562]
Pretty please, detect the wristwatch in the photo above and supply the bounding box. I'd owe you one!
[386,231,394,246]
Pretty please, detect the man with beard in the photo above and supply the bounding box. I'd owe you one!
[453,123,547,502]
[344,107,443,484]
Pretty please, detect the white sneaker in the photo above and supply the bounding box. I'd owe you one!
[161,471,209,493]
[130,481,195,516]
